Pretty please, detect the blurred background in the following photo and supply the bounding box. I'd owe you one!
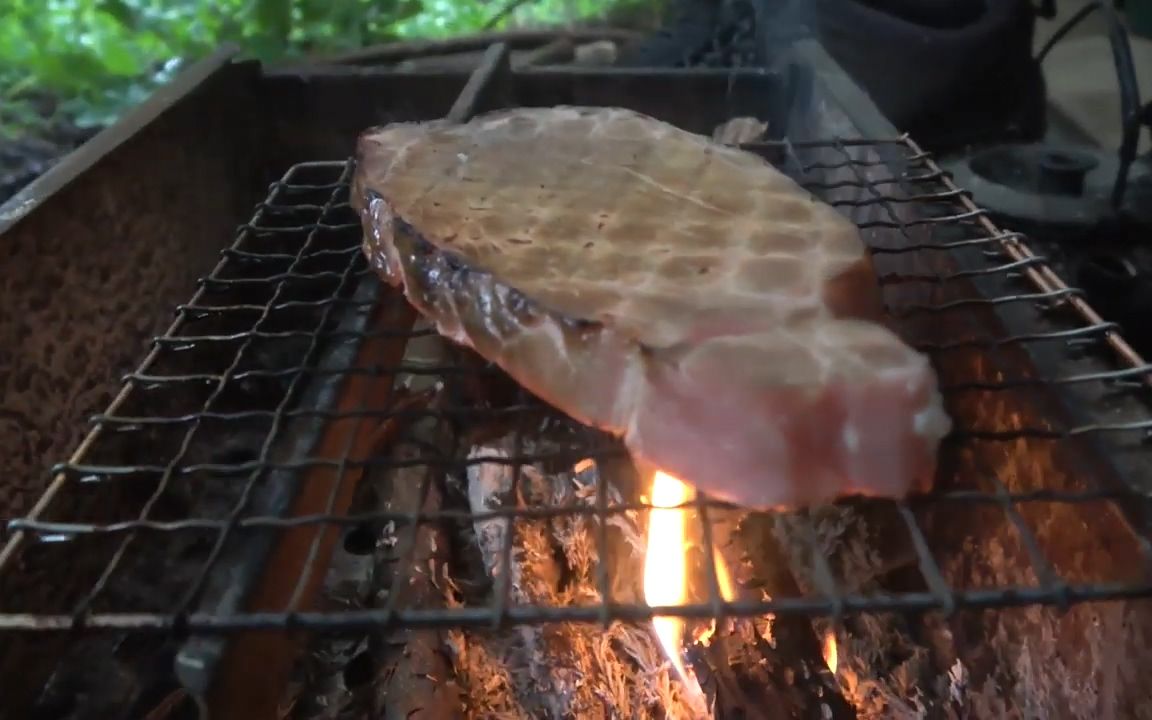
[1,0,1150,207]
[0,0,671,204]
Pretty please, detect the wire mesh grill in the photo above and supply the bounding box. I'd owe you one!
[3,135,1152,636]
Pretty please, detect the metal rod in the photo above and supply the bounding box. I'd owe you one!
[6,579,1152,632]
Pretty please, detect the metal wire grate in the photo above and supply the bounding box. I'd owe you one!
[3,135,1152,636]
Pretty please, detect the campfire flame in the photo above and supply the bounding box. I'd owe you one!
[642,470,738,709]
[643,470,696,688]
[712,546,736,600]
[823,630,838,674]
[641,470,845,716]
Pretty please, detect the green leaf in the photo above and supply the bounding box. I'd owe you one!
[393,0,425,22]
[252,0,293,45]
[1,0,647,132]
[97,0,139,30]
[97,40,141,76]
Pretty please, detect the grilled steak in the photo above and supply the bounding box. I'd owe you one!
[351,106,951,509]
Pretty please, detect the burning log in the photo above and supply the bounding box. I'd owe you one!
[279,410,462,720]
[359,327,463,719]
[709,508,856,720]
[448,435,702,719]
[765,507,952,719]
[281,642,365,720]
[441,432,858,719]
[369,434,463,719]
[637,471,855,720]
[280,325,463,720]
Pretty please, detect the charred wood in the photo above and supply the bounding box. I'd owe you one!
[369,437,462,719]
[452,435,699,719]
[769,506,951,719]
[726,512,857,720]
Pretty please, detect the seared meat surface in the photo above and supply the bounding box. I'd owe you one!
[352,106,950,509]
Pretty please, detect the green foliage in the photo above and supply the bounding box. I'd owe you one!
[0,0,619,134]
[0,0,418,130]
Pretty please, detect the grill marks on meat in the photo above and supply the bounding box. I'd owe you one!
[352,106,951,509]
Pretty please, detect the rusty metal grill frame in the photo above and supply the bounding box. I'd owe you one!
[4,125,1152,637]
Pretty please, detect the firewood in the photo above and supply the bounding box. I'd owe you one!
[368,420,463,719]
[454,437,700,719]
[769,506,943,719]
[723,512,857,719]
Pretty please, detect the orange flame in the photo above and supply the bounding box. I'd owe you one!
[823,630,838,674]
[713,546,736,600]
[643,470,697,690]
[693,547,738,647]
[643,470,739,711]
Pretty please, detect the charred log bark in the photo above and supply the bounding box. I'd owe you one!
[369,437,462,719]
[454,436,701,719]
[768,506,952,719]
[715,512,857,720]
